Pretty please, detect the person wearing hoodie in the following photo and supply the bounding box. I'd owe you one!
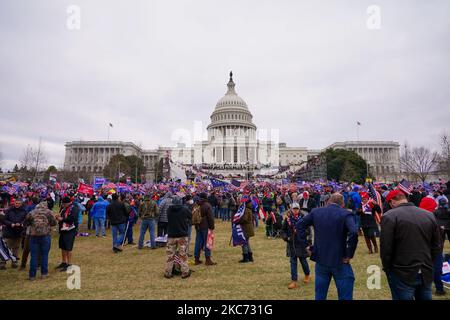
[24,201,57,280]
[164,196,192,279]
[90,196,109,238]
[158,192,173,237]
[194,193,216,266]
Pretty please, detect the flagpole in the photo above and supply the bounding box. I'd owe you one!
[107,124,110,142]
[356,123,360,142]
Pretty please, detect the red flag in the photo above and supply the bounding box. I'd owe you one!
[77,183,94,195]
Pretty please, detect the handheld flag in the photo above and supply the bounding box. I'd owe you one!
[397,179,412,195]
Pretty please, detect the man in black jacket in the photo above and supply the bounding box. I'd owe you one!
[381,190,442,300]
[0,198,27,269]
[106,194,129,253]
[164,196,192,279]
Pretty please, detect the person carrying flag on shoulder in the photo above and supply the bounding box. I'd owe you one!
[235,196,254,263]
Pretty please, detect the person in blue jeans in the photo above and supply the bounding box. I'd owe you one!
[106,193,129,253]
[281,203,311,289]
[138,196,159,249]
[194,193,216,266]
[90,196,109,237]
[297,193,358,300]
[29,235,52,279]
[386,272,432,300]
[24,201,57,280]
[381,190,441,300]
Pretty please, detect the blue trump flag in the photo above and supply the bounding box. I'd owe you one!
[210,178,229,188]
[231,205,247,246]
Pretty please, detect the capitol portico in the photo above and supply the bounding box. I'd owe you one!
[63,72,401,182]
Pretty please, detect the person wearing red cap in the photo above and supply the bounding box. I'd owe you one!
[381,189,442,300]
[420,197,446,296]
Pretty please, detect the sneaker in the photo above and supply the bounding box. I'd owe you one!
[181,270,192,279]
[102,235,106,238]
[41,274,49,280]
[151,247,157,250]
[164,273,173,279]
[19,266,26,271]
[435,290,446,296]
[11,262,18,269]
[28,277,36,281]
[55,263,66,270]
[137,246,143,250]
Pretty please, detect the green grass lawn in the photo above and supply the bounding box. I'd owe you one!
[1,215,449,300]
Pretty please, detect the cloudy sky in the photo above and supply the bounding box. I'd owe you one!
[0,0,449,170]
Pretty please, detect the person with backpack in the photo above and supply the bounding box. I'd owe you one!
[24,201,57,280]
[193,193,216,266]
[138,194,159,250]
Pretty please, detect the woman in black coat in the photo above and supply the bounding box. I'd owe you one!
[281,204,310,289]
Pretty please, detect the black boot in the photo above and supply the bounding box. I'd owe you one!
[239,253,249,263]
[248,252,254,262]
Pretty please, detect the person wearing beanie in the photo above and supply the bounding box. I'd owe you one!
[281,202,311,289]
[381,189,441,300]
[164,196,192,279]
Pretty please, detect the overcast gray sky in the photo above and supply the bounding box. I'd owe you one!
[1,0,449,170]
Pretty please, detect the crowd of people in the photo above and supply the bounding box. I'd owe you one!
[0,178,449,300]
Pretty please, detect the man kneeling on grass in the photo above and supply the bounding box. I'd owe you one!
[164,196,192,279]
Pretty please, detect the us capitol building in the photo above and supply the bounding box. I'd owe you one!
[64,72,401,182]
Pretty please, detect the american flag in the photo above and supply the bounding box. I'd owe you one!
[397,179,412,195]
[233,204,246,223]
[368,183,383,223]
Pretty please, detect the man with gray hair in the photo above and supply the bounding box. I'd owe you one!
[297,193,358,300]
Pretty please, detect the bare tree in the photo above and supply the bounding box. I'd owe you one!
[20,144,34,171]
[19,139,48,181]
[400,144,438,182]
[438,130,450,177]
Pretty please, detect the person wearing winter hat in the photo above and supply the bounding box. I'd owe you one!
[381,189,441,300]
[281,202,311,289]
[419,197,438,213]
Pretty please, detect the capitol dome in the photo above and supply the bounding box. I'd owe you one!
[214,72,248,110]
[207,72,256,141]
